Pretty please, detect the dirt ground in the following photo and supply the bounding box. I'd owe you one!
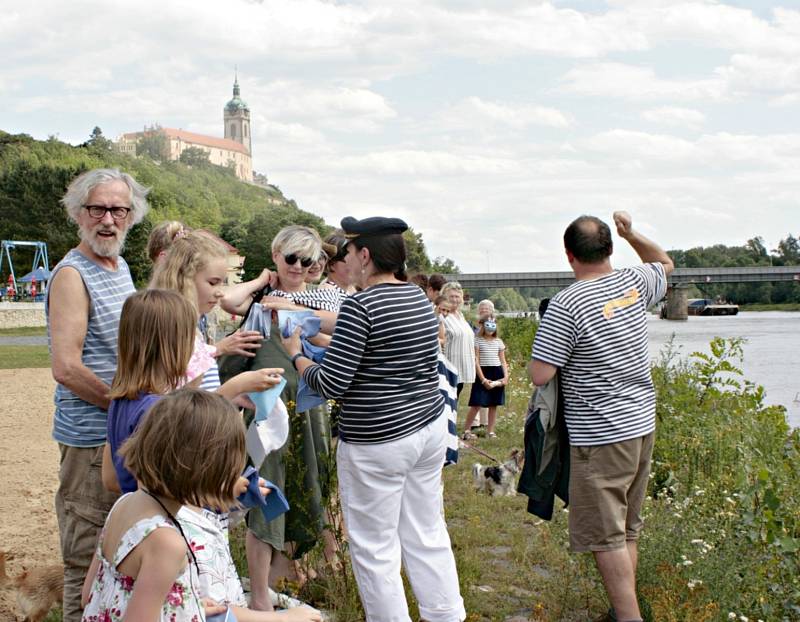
[0,368,60,619]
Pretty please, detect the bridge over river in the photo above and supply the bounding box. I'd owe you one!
[449,266,800,320]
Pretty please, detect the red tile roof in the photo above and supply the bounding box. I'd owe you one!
[122,127,249,155]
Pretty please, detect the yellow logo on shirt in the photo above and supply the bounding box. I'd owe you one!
[602,288,640,319]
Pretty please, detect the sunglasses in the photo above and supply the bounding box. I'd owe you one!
[283,253,314,268]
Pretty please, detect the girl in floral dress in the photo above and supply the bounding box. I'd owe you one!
[81,389,243,621]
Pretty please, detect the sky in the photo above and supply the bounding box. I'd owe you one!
[2,0,799,272]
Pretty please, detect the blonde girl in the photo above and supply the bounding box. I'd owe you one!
[147,220,188,264]
[462,318,509,439]
[149,230,281,399]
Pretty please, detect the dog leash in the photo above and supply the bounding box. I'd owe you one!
[459,440,501,464]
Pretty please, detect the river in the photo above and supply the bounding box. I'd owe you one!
[647,311,800,428]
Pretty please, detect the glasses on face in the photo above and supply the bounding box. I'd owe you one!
[283,253,314,268]
[83,205,131,220]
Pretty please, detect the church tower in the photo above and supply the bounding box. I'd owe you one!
[224,71,251,154]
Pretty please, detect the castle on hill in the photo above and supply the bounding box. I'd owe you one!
[115,75,253,182]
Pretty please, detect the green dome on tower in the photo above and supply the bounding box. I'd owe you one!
[225,75,249,113]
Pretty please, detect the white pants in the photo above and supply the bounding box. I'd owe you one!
[337,415,466,622]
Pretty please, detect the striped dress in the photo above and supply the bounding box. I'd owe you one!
[304,282,444,444]
[531,263,667,446]
[441,313,475,385]
[46,249,135,447]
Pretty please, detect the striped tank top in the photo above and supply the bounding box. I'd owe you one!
[46,249,136,447]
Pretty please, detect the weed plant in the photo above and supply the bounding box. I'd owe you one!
[229,319,800,620]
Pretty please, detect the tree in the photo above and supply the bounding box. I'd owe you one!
[85,126,112,151]
[219,219,248,251]
[431,256,460,274]
[774,234,800,265]
[179,146,211,168]
[403,229,431,274]
[137,126,169,161]
[745,237,768,263]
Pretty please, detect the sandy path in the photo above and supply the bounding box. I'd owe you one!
[0,368,60,619]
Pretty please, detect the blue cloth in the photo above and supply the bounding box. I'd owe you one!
[278,310,328,412]
[107,393,163,493]
[237,465,290,524]
[278,309,320,338]
[244,303,271,338]
[249,376,287,422]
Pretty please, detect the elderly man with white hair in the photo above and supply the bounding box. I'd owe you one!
[46,168,149,621]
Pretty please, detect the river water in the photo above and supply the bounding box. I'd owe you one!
[646,311,800,428]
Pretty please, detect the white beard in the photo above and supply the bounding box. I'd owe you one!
[80,228,127,258]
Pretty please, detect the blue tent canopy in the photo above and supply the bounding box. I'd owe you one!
[19,267,51,282]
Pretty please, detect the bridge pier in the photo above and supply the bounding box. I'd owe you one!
[662,285,688,321]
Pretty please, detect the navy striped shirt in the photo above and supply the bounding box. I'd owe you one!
[303,282,444,444]
[46,249,136,447]
[531,263,667,446]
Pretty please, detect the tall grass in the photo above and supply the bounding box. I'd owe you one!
[230,318,799,621]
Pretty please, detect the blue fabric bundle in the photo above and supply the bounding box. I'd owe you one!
[277,310,329,412]
[236,465,290,523]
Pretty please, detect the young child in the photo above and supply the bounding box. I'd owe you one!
[147,220,189,264]
[102,289,196,494]
[82,389,243,621]
[149,231,277,399]
[102,289,281,494]
[462,318,509,439]
[434,295,453,350]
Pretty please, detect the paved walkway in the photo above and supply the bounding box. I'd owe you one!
[0,335,48,346]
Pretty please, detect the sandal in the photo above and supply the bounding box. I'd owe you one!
[461,431,476,441]
[487,432,497,439]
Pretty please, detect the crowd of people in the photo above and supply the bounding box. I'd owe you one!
[45,167,672,622]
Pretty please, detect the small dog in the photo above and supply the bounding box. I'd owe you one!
[472,449,524,497]
[0,550,64,622]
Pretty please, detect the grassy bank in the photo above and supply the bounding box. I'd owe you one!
[226,319,799,621]
[32,317,799,620]
[0,326,47,337]
[739,303,800,312]
[0,345,50,368]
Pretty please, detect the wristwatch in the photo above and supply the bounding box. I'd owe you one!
[290,352,304,370]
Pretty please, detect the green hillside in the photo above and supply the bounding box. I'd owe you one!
[0,130,328,285]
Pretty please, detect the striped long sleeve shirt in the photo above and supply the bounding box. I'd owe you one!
[303,282,444,444]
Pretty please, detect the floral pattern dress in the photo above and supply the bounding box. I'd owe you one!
[177,506,247,607]
[82,509,205,622]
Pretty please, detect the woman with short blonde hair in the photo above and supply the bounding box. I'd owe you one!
[440,281,476,398]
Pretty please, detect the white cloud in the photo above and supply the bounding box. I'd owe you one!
[557,63,729,102]
[2,0,799,273]
[440,97,572,130]
[641,106,706,129]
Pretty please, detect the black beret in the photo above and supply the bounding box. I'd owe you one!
[341,216,408,239]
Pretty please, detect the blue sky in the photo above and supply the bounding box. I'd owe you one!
[2,0,798,271]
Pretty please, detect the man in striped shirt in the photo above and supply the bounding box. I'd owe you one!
[529,212,673,622]
[46,169,149,621]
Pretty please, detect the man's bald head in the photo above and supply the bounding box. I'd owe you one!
[563,215,613,264]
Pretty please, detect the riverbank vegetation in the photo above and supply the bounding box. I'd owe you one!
[740,303,800,312]
[229,320,800,621]
[667,238,800,306]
